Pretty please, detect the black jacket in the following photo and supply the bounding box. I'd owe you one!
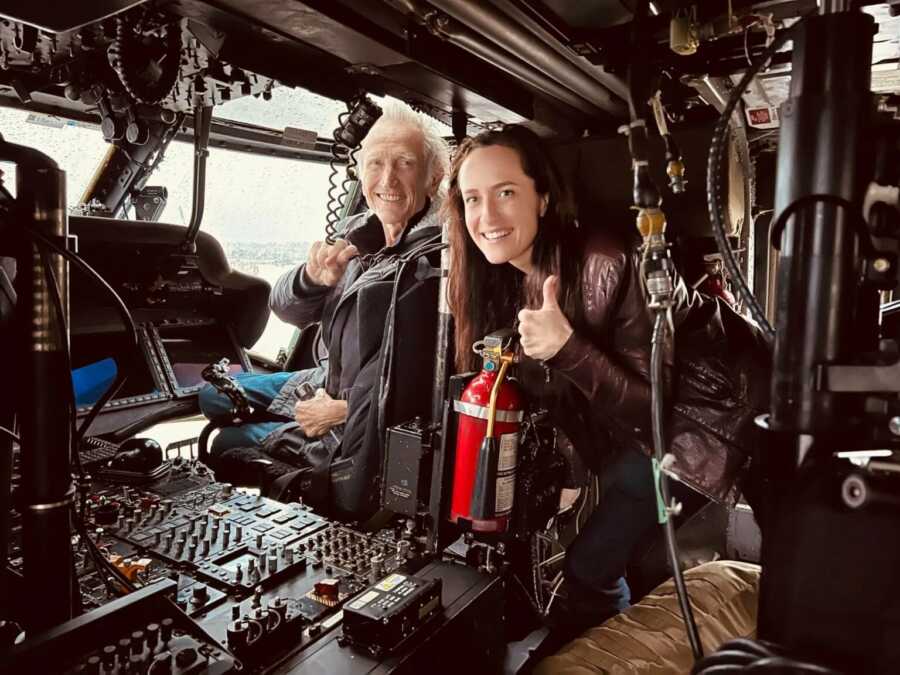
[540,231,771,503]
[267,201,443,517]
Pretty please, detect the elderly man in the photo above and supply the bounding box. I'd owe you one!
[200,101,448,516]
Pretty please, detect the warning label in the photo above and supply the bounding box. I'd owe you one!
[495,473,516,515]
[497,432,519,472]
[348,590,380,610]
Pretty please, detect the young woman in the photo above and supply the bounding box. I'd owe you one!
[445,125,769,631]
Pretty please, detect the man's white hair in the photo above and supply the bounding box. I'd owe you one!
[358,100,450,195]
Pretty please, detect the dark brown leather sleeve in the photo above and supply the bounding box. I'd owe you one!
[546,243,654,437]
[548,329,653,434]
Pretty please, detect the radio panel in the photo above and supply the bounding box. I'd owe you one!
[149,321,250,398]
[73,325,171,415]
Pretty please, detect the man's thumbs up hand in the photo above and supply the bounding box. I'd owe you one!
[517,275,574,361]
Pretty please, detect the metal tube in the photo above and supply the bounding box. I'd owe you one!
[771,11,875,432]
[427,0,627,116]
[489,0,629,101]
[430,224,451,426]
[433,19,602,117]
[183,104,213,248]
[1,139,74,631]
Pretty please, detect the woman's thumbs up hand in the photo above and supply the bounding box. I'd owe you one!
[517,275,573,361]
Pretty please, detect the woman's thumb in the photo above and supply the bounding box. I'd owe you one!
[541,275,560,310]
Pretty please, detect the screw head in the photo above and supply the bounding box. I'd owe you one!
[873,258,891,273]
[889,416,900,436]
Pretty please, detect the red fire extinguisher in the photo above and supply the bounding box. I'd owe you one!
[449,329,524,533]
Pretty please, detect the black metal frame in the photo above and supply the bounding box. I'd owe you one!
[709,7,900,673]
[0,137,75,631]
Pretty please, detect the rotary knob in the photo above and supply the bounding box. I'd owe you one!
[145,623,159,649]
[130,630,144,654]
[101,645,116,669]
[227,620,249,650]
[160,617,174,643]
[192,583,209,604]
[174,646,197,668]
[271,597,288,621]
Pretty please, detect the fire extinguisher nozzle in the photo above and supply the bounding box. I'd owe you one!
[469,437,499,520]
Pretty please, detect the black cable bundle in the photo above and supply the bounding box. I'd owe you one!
[707,28,795,344]
[692,638,845,674]
[108,16,182,106]
[37,243,137,599]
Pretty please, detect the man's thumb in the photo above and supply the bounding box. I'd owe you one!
[542,275,560,310]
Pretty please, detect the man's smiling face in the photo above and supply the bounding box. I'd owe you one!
[360,120,429,243]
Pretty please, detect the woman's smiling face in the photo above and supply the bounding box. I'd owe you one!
[458,144,547,274]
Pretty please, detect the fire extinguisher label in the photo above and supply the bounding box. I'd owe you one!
[498,432,519,472]
[495,473,516,515]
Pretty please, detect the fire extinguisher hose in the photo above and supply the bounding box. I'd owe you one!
[469,357,512,519]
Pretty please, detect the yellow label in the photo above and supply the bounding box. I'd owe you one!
[375,573,406,592]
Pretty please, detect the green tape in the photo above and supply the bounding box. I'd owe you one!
[652,457,668,524]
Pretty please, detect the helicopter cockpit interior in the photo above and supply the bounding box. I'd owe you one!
[2,1,900,673]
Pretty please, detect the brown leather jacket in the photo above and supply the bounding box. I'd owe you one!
[544,232,771,503]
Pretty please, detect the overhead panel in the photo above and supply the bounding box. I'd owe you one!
[0,0,149,33]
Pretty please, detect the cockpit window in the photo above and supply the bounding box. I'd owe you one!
[215,86,346,137]
[150,138,334,361]
[0,107,108,205]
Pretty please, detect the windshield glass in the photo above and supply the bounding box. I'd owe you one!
[1,89,449,362]
[148,85,347,360]
[0,107,108,205]
[216,86,345,136]
[151,140,334,360]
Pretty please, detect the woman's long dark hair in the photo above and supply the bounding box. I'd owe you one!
[445,125,585,372]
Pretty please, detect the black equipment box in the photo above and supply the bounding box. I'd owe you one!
[342,572,442,657]
[382,419,431,516]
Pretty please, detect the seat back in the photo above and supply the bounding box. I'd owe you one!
[328,246,441,519]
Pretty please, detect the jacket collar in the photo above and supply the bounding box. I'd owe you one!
[348,198,441,255]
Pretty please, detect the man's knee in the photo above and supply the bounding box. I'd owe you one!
[209,427,245,456]
[198,384,230,419]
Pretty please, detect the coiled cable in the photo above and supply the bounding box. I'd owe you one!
[692,638,845,674]
[325,95,382,243]
[706,27,794,344]
[325,105,353,244]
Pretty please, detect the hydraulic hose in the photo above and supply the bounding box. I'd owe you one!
[651,311,703,660]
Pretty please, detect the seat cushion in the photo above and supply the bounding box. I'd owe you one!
[535,560,760,674]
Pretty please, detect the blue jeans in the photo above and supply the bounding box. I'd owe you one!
[198,371,294,455]
[563,449,662,623]
[562,448,708,627]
